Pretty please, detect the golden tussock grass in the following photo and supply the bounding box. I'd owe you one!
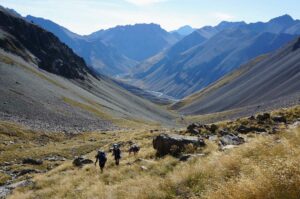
[8,125,300,199]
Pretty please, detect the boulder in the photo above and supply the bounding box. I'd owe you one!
[153,134,205,156]
[187,123,200,131]
[72,156,93,167]
[22,158,43,165]
[140,166,148,171]
[236,125,267,134]
[187,123,200,135]
[0,180,33,199]
[44,156,66,162]
[13,169,41,177]
[256,113,271,123]
[220,134,245,146]
[189,128,200,135]
[272,116,287,123]
[219,130,230,136]
[209,124,218,133]
[248,116,255,120]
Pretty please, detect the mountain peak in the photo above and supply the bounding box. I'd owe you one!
[269,14,294,23]
[172,25,195,36]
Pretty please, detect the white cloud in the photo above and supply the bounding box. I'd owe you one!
[212,12,235,21]
[124,0,168,6]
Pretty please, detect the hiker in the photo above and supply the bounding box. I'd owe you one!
[95,150,107,173]
[128,144,140,155]
[112,144,121,166]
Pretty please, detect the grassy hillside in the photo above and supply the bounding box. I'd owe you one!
[3,106,300,199]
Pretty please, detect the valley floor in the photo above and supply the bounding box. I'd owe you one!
[0,106,299,199]
[0,107,298,198]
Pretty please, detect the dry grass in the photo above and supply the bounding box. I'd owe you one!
[8,122,300,199]
[0,122,99,161]
[0,172,11,185]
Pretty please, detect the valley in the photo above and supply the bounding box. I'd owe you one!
[0,2,300,199]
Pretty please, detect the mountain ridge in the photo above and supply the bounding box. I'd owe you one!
[172,37,300,117]
[130,15,300,99]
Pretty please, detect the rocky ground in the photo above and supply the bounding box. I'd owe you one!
[0,111,117,133]
[1,105,299,198]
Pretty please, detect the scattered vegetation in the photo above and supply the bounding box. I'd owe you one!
[2,105,300,198]
[7,126,300,198]
[62,96,160,129]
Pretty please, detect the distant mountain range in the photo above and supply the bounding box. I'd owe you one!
[172,37,300,116]
[131,15,300,98]
[25,15,137,76]
[26,16,181,76]
[87,23,181,61]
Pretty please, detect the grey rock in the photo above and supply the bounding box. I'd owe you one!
[236,125,267,134]
[13,169,41,177]
[0,180,33,199]
[73,156,93,167]
[272,115,287,123]
[44,156,66,162]
[22,158,43,165]
[256,113,271,123]
[153,133,205,156]
[140,166,148,171]
[220,134,245,146]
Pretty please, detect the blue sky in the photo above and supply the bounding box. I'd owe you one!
[0,0,299,35]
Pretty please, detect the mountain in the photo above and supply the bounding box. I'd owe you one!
[25,15,137,77]
[132,29,207,79]
[172,25,195,36]
[0,7,176,132]
[87,23,180,61]
[197,21,246,39]
[131,15,300,99]
[172,37,300,116]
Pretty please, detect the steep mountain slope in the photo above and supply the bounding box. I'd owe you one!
[132,16,299,99]
[132,30,207,78]
[26,15,137,76]
[87,23,180,61]
[0,7,176,132]
[172,37,300,115]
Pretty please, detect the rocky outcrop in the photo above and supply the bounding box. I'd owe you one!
[236,125,267,134]
[256,113,271,123]
[272,115,287,123]
[72,156,93,167]
[153,133,205,156]
[22,158,43,165]
[219,134,245,146]
[0,8,96,80]
[0,180,33,199]
[13,169,41,177]
[186,123,219,135]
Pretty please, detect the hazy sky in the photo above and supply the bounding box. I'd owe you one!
[0,0,299,35]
